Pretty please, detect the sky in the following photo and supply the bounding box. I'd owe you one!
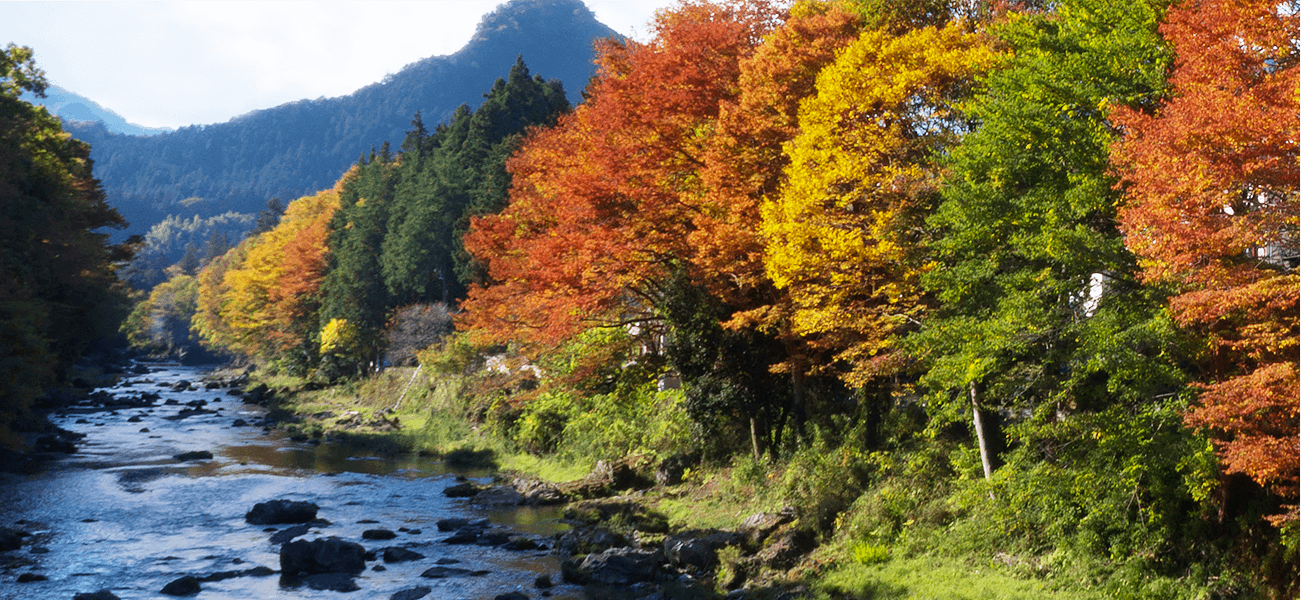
[0,1,679,129]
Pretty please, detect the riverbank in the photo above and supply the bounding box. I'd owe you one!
[230,365,1138,600]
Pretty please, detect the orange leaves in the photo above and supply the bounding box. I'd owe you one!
[1111,0,1299,511]
[193,190,340,358]
[461,0,782,351]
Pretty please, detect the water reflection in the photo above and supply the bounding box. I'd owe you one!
[0,363,577,600]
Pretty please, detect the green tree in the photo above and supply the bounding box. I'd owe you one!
[914,0,1180,482]
[0,44,132,433]
[381,58,569,306]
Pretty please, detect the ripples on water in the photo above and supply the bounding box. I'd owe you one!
[0,364,577,599]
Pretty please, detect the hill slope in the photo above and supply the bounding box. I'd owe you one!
[69,0,618,239]
[21,84,173,137]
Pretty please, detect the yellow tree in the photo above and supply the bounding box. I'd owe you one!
[762,23,997,386]
[220,189,340,359]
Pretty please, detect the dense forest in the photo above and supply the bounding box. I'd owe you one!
[65,0,617,246]
[0,44,134,443]
[8,0,1299,597]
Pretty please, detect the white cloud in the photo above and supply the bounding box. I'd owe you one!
[0,0,673,128]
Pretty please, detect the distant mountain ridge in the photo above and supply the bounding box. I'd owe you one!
[65,0,619,240]
[21,84,174,137]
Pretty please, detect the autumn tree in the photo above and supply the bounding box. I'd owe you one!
[214,189,340,369]
[1110,0,1299,521]
[0,44,133,431]
[762,22,998,388]
[462,0,781,349]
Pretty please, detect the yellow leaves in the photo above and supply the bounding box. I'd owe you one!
[760,23,998,384]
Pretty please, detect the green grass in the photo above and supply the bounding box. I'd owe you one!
[813,555,1101,600]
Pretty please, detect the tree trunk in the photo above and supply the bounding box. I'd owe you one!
[749,416,763,462]
[970,381,996,499]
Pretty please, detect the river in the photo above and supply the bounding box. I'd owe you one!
[0,363,580,600]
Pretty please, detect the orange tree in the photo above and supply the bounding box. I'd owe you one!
[461,0,781,350]
[1111,0,1299,526]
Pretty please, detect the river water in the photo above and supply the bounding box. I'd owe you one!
[0,363,579,600]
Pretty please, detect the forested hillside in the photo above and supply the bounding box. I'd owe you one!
[68,0,617,243]
[122,0,1298,597]
[0,45,133,440]
[20,84,172,136]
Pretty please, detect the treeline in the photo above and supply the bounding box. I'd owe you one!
[125,0,1297,595]
[0,45,135,436]
[126,58,569,373]
[65,0,617,242]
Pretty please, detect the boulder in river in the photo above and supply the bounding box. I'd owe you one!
[73,591,121,600]
[442,480,484,498]
[380,547,425,563]
[0,527,24,551]
[419,565,491,579]
[159,575,201,596]
[391,586,432,600]
[268,524,311,545]
[280,537,366,575]
[361,528,397,540]
[494,592,530,600]
[246,499,319,525]
[173,451,213,461]
[564,547,663,586]
[472,485,524,507]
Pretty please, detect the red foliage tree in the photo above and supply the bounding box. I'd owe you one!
[1111,0,1299,520]
[460,0,780,351]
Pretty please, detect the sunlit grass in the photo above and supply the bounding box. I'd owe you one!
[812,555,1101,600]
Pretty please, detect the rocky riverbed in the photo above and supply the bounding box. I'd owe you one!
[0,362,580,600]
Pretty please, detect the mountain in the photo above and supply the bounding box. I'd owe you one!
[21,84,174,137]
[66,0,619,241]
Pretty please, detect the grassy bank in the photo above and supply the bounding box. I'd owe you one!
[233,345,1285,600]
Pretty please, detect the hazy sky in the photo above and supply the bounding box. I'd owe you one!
[0,1,678,129]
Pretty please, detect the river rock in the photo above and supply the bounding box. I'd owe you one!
[246,499,319,525]
[174,451,213,461]
[0,527,23,551]
[442,481,484,498]
[512,478,566,505]
[441,526,482,545]
[565,547,662,585]
[435,517,486,532]
[391,586,432,600]
[17,572,48,582]
[554,527,627,556]
[419,565,491,579]
[73,591,121,600]
[159,575,201,596]
[199,566,276,581]
[361,528,397,540]
[664,531,743,571]
[495,593,530,600]
[475,530,512,546]
[380,547,425,563]
[302,572,360,592]
[268,524,312,545]
[280,537,366,575]
[473,485,524,506]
